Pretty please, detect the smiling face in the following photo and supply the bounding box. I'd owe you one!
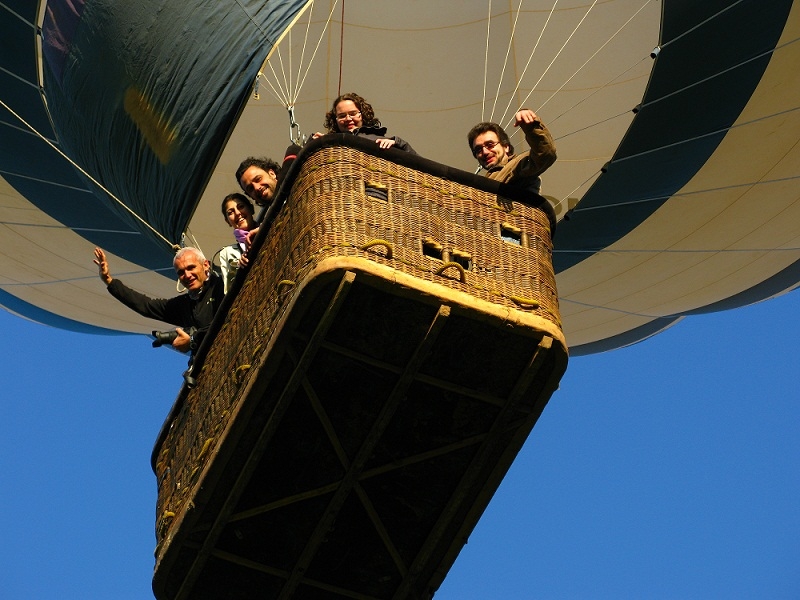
[334,99,363,132]
[239,166,277,206]
[471,130,510,170]
[223,198,256,230]
[174,251,209,293]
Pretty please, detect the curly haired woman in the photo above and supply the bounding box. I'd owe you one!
[315,92,416,154]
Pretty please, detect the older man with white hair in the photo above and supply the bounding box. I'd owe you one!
[93,246,224,354]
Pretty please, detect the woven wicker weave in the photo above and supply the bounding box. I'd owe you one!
[152,143,565,595]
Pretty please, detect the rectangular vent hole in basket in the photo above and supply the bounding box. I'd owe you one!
[451,249,472,270]
[422,238,444,261]
[364,181,389,201]
[501,222,522,245]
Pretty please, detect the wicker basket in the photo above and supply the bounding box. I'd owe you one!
[152,141,566,600]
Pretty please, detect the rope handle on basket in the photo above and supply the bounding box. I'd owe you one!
[277,280,296,293]
[234,364,251,385]
[509,295,540,309]
[435,262,467,283]
[360,239,393,259]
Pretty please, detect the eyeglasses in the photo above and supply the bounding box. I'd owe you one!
[336,110,361,121]
[472,140,500,156]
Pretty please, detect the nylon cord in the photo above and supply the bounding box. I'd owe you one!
[481,0,492,121]
[501,0,600,132]
[0,97,177,251]
[488,0,523,123]
[496,0,560,126]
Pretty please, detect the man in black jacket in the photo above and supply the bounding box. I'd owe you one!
[93,246,223,354]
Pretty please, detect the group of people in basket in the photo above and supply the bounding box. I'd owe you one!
[93,92,557,358]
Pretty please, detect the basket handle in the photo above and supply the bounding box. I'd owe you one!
[435,262,466,283]
[509,295,540,309]
[360,239,393,259]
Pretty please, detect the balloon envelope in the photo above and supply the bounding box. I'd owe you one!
[1,0,798,354]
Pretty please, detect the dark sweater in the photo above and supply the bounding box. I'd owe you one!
[107,273,224,348]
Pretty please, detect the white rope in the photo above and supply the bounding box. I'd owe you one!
[272,45,292,104]
[551,168,603,217]
[0,97,177,250]
[257,0,338,113]
[518,0,653,120]
[549,55,651,127]
[659,0,747,52]
[291,0,317,101]
[488,0,524,122]
[262,62,292,107]
[502,0,600,132]
[496,0,560,126]
[481,0,492,121]
[291,0,340,103]
[638,40,797,111]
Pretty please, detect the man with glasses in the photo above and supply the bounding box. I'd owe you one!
[467,109,556,194]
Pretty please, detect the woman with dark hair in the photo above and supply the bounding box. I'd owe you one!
[316,92,416,154]
[218,192,258,294]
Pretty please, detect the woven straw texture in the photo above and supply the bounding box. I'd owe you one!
[153,145,561,551]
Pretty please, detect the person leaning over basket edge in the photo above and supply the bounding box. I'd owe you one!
[467,109,556,195]
[217,193,258,295]
[236,156,280,209]
[93,246,224,354]
[313,92,417,154]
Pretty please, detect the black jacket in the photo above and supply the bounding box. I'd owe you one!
[107,273,224,349]
[344,125,417,154]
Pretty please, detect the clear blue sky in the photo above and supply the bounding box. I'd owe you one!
[2,290,798,599]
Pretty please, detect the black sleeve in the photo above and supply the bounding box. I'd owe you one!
[280,143,303,179]
[390,136,417,155]
[107,279,183,326]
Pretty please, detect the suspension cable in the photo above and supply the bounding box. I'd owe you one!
[488,0,523,122]
[527,0,653,119]
[502,0,600,132]
[0,97,178,251]
[496,0,560,126]
[481,0,492,121]
[339,0,345,95]
[293,0,340,102]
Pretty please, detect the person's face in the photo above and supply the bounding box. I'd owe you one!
[471,131,510,169]
[223,199,256,230]
[240,166,277,206]
[174,253,209,292]
[334,99,362,132]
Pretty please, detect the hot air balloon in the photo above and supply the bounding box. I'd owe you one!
[2,1,799,598]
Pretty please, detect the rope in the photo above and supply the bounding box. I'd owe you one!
[658,0,747,53]
[293,0,340,102]
[488,0,523,123]
[496,0,560,126]
[501,0,600,132]
[506,0,652,123]
[339,0,345,95]
[481,0,492,121]
[259,0,339,125]
[0,97,178,251]
[292,0,316,100]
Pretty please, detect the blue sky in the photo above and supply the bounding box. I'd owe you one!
[2,290,798,599]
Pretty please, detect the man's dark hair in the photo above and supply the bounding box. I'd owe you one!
[467,122,514,155]
[235,157,280,190]
[220,192,254,219]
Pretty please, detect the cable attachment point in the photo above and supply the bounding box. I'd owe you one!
[253,72,262,100]
[287,105,306,146]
